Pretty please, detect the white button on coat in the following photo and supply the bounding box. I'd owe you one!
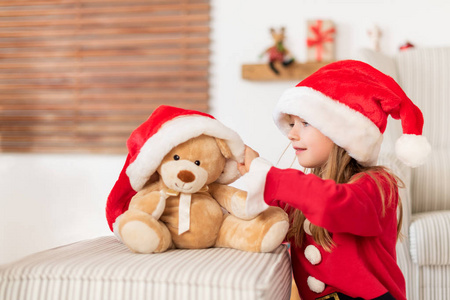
[307,276,326,293]
[304,244,322,265]
[303,218,312,235]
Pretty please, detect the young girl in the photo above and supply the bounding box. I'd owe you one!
[239,60,431,300]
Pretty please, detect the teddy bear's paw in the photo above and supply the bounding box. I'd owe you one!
[121,220,161,254]
[260,220,289,252]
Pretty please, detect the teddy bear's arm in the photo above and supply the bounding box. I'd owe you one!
[129,190,165,220]
[209,183,255,220]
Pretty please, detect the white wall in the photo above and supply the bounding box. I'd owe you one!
[0,154,124,264]
[2,0,450,265]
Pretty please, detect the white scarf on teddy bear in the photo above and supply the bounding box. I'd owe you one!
[159,187,207,235]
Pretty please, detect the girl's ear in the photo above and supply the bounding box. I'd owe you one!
[215,138,232,159]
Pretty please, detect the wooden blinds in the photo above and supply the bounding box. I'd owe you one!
[0,0,210,153]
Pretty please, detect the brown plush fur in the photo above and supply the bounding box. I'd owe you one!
[117,135,288,253]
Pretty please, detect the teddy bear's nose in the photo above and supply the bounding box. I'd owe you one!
[177,170,196,183]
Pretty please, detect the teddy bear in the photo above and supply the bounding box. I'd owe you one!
[106,105,289,254]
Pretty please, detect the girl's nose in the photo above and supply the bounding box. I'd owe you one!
[288,126,300,141]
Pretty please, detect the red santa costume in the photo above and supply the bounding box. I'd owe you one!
[244,60,431,300]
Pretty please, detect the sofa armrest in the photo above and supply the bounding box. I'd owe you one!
[410,211,450,265]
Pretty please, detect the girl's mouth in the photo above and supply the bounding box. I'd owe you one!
[294,147,306,154]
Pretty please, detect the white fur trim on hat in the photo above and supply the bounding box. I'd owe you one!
[126,115,245,191]
[395,134,431,168]
[216,160,241,185]
[274,86,383,166]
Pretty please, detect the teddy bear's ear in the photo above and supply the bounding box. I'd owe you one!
[143,172,160,188]
[215,138,232,159]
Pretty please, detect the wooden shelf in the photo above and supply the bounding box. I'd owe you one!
[242,61,331,81]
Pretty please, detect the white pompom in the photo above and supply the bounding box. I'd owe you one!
[304,245,322,265]
[303,219,312,236]
[307,276,326,293]
[395,134,431,168]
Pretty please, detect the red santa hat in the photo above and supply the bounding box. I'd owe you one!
[106,105,245,231]
[274,60,431,167]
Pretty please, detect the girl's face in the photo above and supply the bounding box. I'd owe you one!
[288,115,334,168]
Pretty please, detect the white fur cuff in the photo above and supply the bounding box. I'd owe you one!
[244,157,272,217]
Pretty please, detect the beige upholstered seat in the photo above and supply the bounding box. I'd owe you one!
[0,236,292,300]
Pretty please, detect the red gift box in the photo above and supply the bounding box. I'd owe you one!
[307,19,336,62]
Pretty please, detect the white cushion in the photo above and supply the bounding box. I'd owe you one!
[411,150,450,213]
[409,211,450,265]
[0,236,291,300]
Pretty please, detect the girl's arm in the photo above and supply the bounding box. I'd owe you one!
[246,158,390,237]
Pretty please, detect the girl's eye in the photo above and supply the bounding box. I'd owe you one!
[302,122,309,127]
[173,155,180,160]
[289,123,295,128]
[194,160,201,166]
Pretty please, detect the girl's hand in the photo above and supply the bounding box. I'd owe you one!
[238,146,260,175]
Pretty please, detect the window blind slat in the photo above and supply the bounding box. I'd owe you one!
[0,81,208,90]
[0,0,209,7]
[0,3,210,17]
[0,15,209,28]
[0,37,210,49]
[0,26,209,38]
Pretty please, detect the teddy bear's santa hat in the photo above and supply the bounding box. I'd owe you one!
[274,60,431,167]
[106,105,245,231]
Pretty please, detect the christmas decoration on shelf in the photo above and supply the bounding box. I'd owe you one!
[306,19,336,62]
[241,25,331,81]
[399,41,415,51]
[367,24,382,52]
[260,27,295,75]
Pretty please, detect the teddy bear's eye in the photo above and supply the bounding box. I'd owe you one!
[173,155,180,161]
[194,160,201,166]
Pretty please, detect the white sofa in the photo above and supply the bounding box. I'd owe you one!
[358,48,450,300]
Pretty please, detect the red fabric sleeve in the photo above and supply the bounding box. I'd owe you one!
[263,167,390,236]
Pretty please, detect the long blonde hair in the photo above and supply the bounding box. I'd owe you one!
[286,144,403,252]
